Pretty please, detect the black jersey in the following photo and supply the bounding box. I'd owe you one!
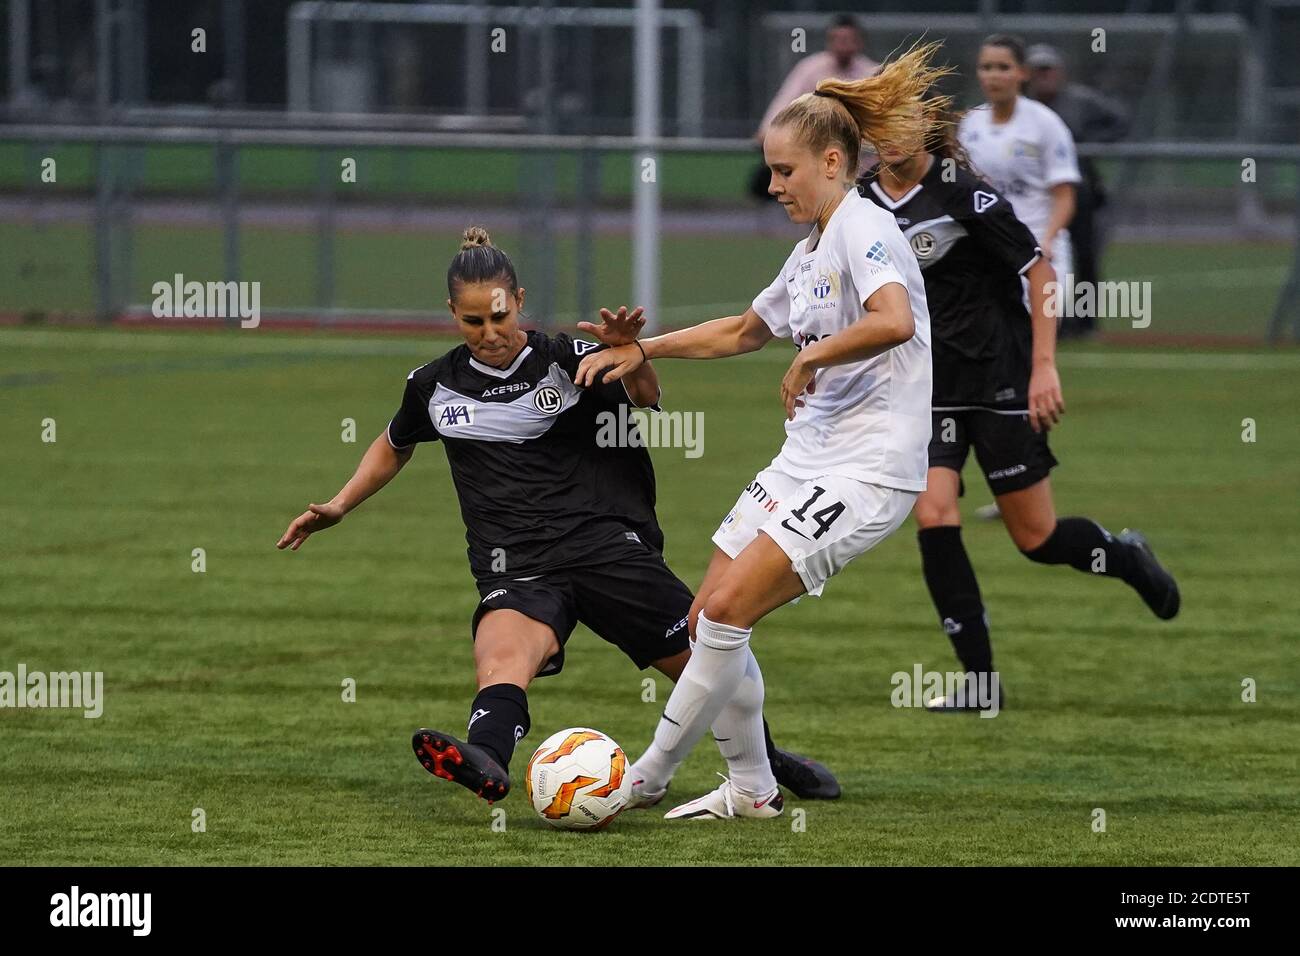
[386,330,663,584]
[859,157,1041,407]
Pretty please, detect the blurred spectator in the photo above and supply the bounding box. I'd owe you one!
[756,15,880,141]
[748,15,880,199]
[1026,43,1130,338]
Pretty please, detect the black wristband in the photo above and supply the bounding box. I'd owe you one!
[634,340,647,362]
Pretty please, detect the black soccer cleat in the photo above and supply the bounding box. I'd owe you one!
[924,676,1005,714]
[412,729,510,803]
[1118,528,1181,620]
[925,686,1003,712]
[770,748,841,800]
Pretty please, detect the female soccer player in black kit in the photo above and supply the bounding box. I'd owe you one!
[860,127,1180,711]
[276,228,837,799]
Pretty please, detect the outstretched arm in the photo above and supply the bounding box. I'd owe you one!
[276,430,412,551]
[576,305,661,407]
[574,307,773,387]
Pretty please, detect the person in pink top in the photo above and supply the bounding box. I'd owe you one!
[749,15,881,198]
[756,16,880,141]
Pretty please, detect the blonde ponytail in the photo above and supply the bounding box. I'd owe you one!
[771,40,957,172]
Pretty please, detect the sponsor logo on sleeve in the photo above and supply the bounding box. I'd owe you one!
[973,190,998,213]
[572,339,602,356]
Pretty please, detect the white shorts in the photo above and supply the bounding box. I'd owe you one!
[711,466,917,597]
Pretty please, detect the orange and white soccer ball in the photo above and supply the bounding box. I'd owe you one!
[526,727,631,830]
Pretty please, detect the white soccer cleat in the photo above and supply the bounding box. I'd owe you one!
[624,775,669,810]
[663,774,784,821]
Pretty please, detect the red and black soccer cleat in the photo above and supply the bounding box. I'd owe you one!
[411,729,510,803]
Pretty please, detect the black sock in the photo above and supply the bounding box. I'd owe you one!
[466,683,530,771]
[1023,517,1134,581]
[918,526,993,674]
[762,718,778,762]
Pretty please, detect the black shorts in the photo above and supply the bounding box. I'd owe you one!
[470,530,693,678]
[929,407,1058,497]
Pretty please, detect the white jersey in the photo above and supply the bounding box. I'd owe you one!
[959,97,1081,243]
[751,189,932,492]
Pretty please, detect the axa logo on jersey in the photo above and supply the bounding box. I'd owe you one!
[437,404,475,428]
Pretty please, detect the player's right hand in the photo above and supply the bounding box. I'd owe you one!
[577,305,645,347]
[276,502,345,551]
[575,343,644,387]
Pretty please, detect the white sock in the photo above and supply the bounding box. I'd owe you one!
[631,610,751,793]
[710,647,777,796]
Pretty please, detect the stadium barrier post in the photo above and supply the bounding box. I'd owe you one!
[315,147,337,319]
[217,133,241,329]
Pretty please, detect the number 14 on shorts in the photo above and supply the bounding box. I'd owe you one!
[780,485,846,540]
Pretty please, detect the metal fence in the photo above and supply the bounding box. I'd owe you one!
[7,1,1300,142]
[2,124,1298,342]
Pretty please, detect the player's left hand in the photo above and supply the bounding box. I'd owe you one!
[576,342,644,387]
[781,354,814,420]
[577,306,645,347]
[1028,361,1065,433]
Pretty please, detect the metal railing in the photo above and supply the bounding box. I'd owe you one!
[2,125,1297,341]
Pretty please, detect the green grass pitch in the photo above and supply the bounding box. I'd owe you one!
[1,328,1298,865]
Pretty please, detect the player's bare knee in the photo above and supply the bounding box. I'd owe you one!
[700,585,748,629]
[1010,517,1055,554]
[915,498,959,529]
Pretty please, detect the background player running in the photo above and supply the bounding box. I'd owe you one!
[575,45,943,820]
[959,34,1081,284]
[863,118,1181,712]
[276,228,838,804]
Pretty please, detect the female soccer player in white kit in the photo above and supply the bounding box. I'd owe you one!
[959,34,1081,284]
[575,44,950,820]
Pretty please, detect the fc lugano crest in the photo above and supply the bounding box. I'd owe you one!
[533,384,563,413]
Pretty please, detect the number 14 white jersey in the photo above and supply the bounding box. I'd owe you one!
[752,189,932,492]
